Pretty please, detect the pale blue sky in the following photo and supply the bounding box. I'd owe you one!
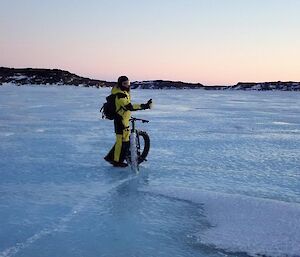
[1,0,300,85]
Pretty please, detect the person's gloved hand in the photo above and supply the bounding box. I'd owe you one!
[141,99,152,110]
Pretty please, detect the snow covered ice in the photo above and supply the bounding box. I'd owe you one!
[0,84,300,257]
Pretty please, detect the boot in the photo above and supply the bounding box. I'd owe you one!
[112,161,128,168]
[104,155,114,165]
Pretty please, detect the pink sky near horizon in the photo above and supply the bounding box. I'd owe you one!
[1,0,300,85]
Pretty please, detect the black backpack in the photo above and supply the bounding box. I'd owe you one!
[100,93,125,120]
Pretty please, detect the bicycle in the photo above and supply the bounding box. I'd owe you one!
[126,117,151,172]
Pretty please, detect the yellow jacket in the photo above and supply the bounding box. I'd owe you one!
[112,86,142,128]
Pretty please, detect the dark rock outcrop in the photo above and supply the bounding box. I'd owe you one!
[131,80,206,89]
[229,81,300,91]
[1,67,299,91]
[0,67,116,88]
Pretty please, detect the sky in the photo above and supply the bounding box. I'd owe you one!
[1,0,300,85]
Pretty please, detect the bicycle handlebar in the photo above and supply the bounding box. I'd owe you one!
[130,117,149,123]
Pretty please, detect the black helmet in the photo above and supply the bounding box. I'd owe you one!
[117,76,129,87]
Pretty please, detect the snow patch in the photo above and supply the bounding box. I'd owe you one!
[141,186,300,257]
[273,121,294,125]
[9,75,28,80]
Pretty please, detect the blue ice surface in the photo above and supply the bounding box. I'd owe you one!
[0,84,299,257]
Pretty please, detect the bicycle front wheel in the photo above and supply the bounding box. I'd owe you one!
[137,130,150,164]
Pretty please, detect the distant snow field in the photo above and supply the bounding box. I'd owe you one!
[0,84,299,257]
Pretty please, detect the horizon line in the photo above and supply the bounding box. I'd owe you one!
[1,66,299,87]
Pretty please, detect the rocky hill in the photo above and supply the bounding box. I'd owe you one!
[1,67,299,91]
[131,80,207,89]
[229,82,300,91]
[131,81,300,91]
[0,67,116,88]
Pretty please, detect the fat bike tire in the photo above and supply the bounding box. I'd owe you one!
[137,130,150,165]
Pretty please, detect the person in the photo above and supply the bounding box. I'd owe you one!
[104,76,152,167]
